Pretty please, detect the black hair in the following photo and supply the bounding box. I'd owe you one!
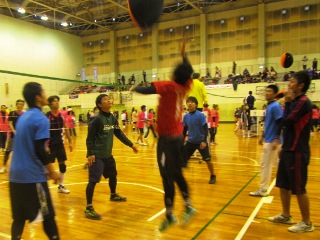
[293,71,311,93]
[95,94,108,111]
[266,84,279,93]
[22,82,43,108]
[173,56,194,85]
[141,105,146,110]
[192,73,200,79]
[48,95,60,105]
[16,99,25,105]
[249,91,252,94]
[186,96,198,106]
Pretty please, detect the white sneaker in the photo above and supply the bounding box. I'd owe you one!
[0,166,6,174]
[288,222,314,233]
[58,185,70,194]
[249,189,268,197]
[268,214,294,224]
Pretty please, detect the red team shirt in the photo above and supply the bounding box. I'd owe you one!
[153,80,192,137]
[136,111,146,129]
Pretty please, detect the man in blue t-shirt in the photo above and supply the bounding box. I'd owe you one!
[9,82,60,240]
[250,84,283,197]
[182,96,216,184]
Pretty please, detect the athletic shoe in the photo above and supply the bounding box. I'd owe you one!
[84,207,101,220]
[209,174,216,184]
[288,222,314,233]
[249,189,268,197]
[110,193,127,202]
[0,166,6,174]
[58,185,70,194]
[181,206,197,225]
[268,214,294,224]
[158,214,177,232]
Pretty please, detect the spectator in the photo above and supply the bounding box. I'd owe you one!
[244,91,256,110]
[302,56,308,71]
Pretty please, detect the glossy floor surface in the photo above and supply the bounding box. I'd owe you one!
[0,123,319,239]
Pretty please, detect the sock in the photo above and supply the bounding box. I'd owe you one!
[59,173,65,186]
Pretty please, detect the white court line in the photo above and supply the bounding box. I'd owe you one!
[235,178,276,240]
[147,208,166,222]
[48,181,165,222]
[0,232,10,239]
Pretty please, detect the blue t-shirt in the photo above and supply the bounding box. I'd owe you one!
[183,110,207,144]
[10,108,50,183]
[264,101,283,143]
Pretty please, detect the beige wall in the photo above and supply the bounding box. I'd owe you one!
[0,14,83,107]
[82,0,320,82]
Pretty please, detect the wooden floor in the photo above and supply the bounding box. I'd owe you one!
[0,123,319,240]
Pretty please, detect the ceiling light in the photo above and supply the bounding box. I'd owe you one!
[169,28,173,32]
[61,22,68,27]
[185,25,189,30]
[140,33,143,37]
[69,22,73,26]
[17,7,26,13]
[41,15,48,21]
[239,16,244,21]
[112,18,116,21]
[281,9,287,15]
[304,5,310,11]
[220,19,225,24]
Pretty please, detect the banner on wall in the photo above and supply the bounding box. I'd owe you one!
[69,94,79,99]
[93,67,98,81]
[205,84,232,89]
[81,68,86,81]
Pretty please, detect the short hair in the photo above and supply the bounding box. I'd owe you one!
[141,105,146,110]
[186,96,198,106]
[22,82,43,108]
[293,71,311,93]
[173,56,194,85]
[48,95,60,106]
[266,84,279,93]
[16,99,25,105]
[249,91,252,94]
[95,94,108,111]
[192,73,200,79]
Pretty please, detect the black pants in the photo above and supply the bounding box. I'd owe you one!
[157,136,189,209]
[144,125,157,138]
[0,132,7,149]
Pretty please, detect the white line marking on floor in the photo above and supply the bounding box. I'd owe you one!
[48,181,165,222]
[235,178,276,240]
